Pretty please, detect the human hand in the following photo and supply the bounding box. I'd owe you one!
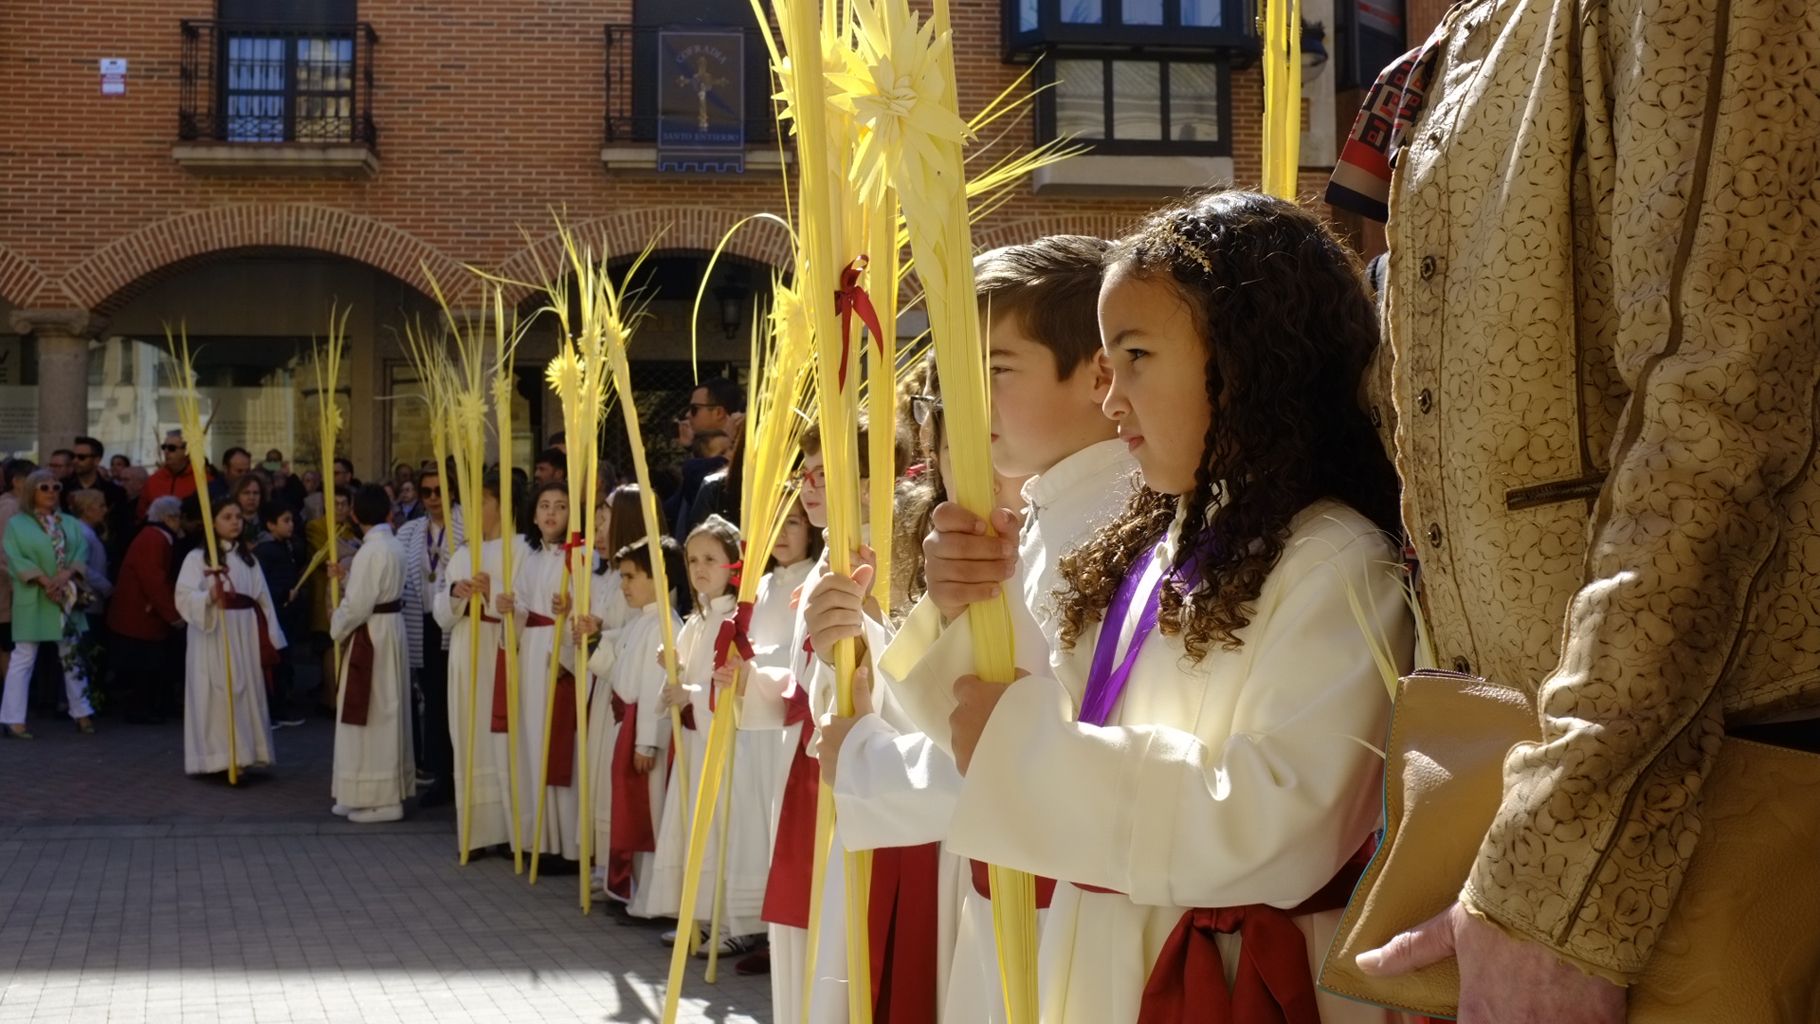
[950,671,1024,775]
[633,751,656,775]
[451,579,476,601]
[1356,901,1626,1024]
[817,664,875,786]
[574,614,602,639]
[712,658,748,692]
[804,566,873,665]
[661,684,694,710]
[326,563,348,582]
[923,502,1020,622]
[495,592,516,615]
[551,593,572,618]
[470,571,491,595]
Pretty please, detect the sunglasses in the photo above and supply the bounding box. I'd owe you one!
[161,443,185,453]
[38,483,61,493]
[74,451,99,460]
[419,487,441,497]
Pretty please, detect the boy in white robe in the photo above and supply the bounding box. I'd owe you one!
[328,484,414,823]
[432,476,527,855]
[817,237,1139,1023]
[176,502,284,776]
[580,537,681,907]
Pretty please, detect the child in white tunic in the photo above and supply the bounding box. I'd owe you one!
[499,481,588,865]
[433,475,530,855]
[328,486,414,823]
[176,502,282,776]
[941,192,1416,1024]
[580,534,681,907]
[637,516,772,955]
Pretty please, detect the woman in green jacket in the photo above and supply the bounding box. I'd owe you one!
[2,468,96,737]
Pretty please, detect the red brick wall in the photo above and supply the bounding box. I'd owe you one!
[0,0,1331,312]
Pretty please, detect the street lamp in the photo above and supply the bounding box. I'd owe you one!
[716,284,745,341]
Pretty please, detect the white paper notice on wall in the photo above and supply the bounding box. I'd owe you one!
[100,58,127,96]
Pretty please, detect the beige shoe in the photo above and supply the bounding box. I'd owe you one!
[330,803,351,817]
[348,804,403,824]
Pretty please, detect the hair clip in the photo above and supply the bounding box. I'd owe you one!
[1155,220,1216,276]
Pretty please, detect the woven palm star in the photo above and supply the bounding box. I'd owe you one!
[829,0,971,208]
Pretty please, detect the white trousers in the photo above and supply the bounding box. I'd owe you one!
[2,640,93,725]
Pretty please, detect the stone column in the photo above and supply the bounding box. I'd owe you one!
[8,309,107,458]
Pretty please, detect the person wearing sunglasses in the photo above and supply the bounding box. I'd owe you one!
[3,469,97,738]
[60,436,128,543]
[136,429,213,520]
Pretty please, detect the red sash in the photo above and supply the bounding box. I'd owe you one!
[482,613,509,734]
[1088,844,1371,1024]
[219,592,279,693]
[867,842,943,1024]
[524,611,578,787]
[968,860,1059,911]
[340,598,403,726]
[761,681,817,929]
[606,693,656,900]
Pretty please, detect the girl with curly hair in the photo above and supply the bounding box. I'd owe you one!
[941,191,1415,1023]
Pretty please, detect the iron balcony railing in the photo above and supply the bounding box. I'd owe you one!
[603,24,777,146]
[179,20,378,148]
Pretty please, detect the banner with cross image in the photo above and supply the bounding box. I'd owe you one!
[657,28,746,173]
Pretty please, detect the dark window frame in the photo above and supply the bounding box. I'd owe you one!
[218,26,361,144]
[1036,56,1233,157]
[1005,0,1259,61]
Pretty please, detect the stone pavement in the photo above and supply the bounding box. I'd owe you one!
[0,717,773,1024]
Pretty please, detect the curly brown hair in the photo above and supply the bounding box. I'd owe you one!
[1055,191,1402,660]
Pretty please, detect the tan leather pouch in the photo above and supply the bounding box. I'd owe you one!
[1319,671,1820,1022]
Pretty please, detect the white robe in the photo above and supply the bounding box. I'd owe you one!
[635,593,771,938]
[511,543,596,861]
[432,536,530,852]
[865,438,1139,1023]
[945,501,1413,1024]
[329,524,415,809]
[176,548,283,775]
[586,599,676,903]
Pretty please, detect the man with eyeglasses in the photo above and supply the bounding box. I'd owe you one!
[665,377,745,530]
[59,436,128,532]
[138,430,212,519]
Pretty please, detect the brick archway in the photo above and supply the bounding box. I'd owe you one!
[484,207,794,306]
[62,204,463,313]
[0,242,54,309]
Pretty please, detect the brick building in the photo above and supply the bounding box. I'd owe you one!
[0,0,1409,477]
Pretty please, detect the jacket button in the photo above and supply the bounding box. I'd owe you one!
[1452,656,1473,675]
[1417,388,1433,414]
[1426,523,1442,547]
[1427,130,1443,146]
[1419,256,1437,280]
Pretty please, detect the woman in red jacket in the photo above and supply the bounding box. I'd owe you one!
[107,496,185,723]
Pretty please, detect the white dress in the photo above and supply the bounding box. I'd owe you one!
[945,500,1414,1024]
[633,592,771,938]
[586,599,676,903]
[329,524,415,809]
[432,536,530,853]
[511,543,595,861]
[175,548,282,775]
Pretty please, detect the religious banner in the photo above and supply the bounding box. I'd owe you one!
[656,28,746,173]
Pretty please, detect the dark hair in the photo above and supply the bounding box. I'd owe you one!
[800,414,909,481]
[222,446,252,467]
[691,430,730,459]
[547,431,567,447]
[351,484,392,529]
[333,484,354,501]
[523,480,572,550]
[51,448,75,461]
[260,500,296,527]
[480,471,524,521]
[74,436,104,457]
[684,514,742,601]
[614,536,683,588]
[206,501,257,566]
[110,454,129,467]
[766,494,825,573]
[974,235,1112,380]
[534,448,566,472]
[229,473,264,507]
[333,457,355,475]
[4,459,38,490]
[692,376,745,415]
[415,465,440,494]
[1056,191,1402,660]
[602,484,650,563]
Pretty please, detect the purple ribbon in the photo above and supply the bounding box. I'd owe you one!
[1078,544,1176,727]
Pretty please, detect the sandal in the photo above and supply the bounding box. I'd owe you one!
[76,718,96,735]
[3,725,33,740]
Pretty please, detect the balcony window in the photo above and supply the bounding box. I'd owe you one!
[1042,58,1229,156]
[179,20,376,149]
[1005,0,1254,58]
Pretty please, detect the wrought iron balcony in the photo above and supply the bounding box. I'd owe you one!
[178,20,378,149]
[603,24,777,148]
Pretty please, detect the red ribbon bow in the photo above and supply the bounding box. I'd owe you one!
[710,600,756,712]
[834,257,886,390]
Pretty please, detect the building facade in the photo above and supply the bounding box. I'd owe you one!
[0,0,1402,477]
